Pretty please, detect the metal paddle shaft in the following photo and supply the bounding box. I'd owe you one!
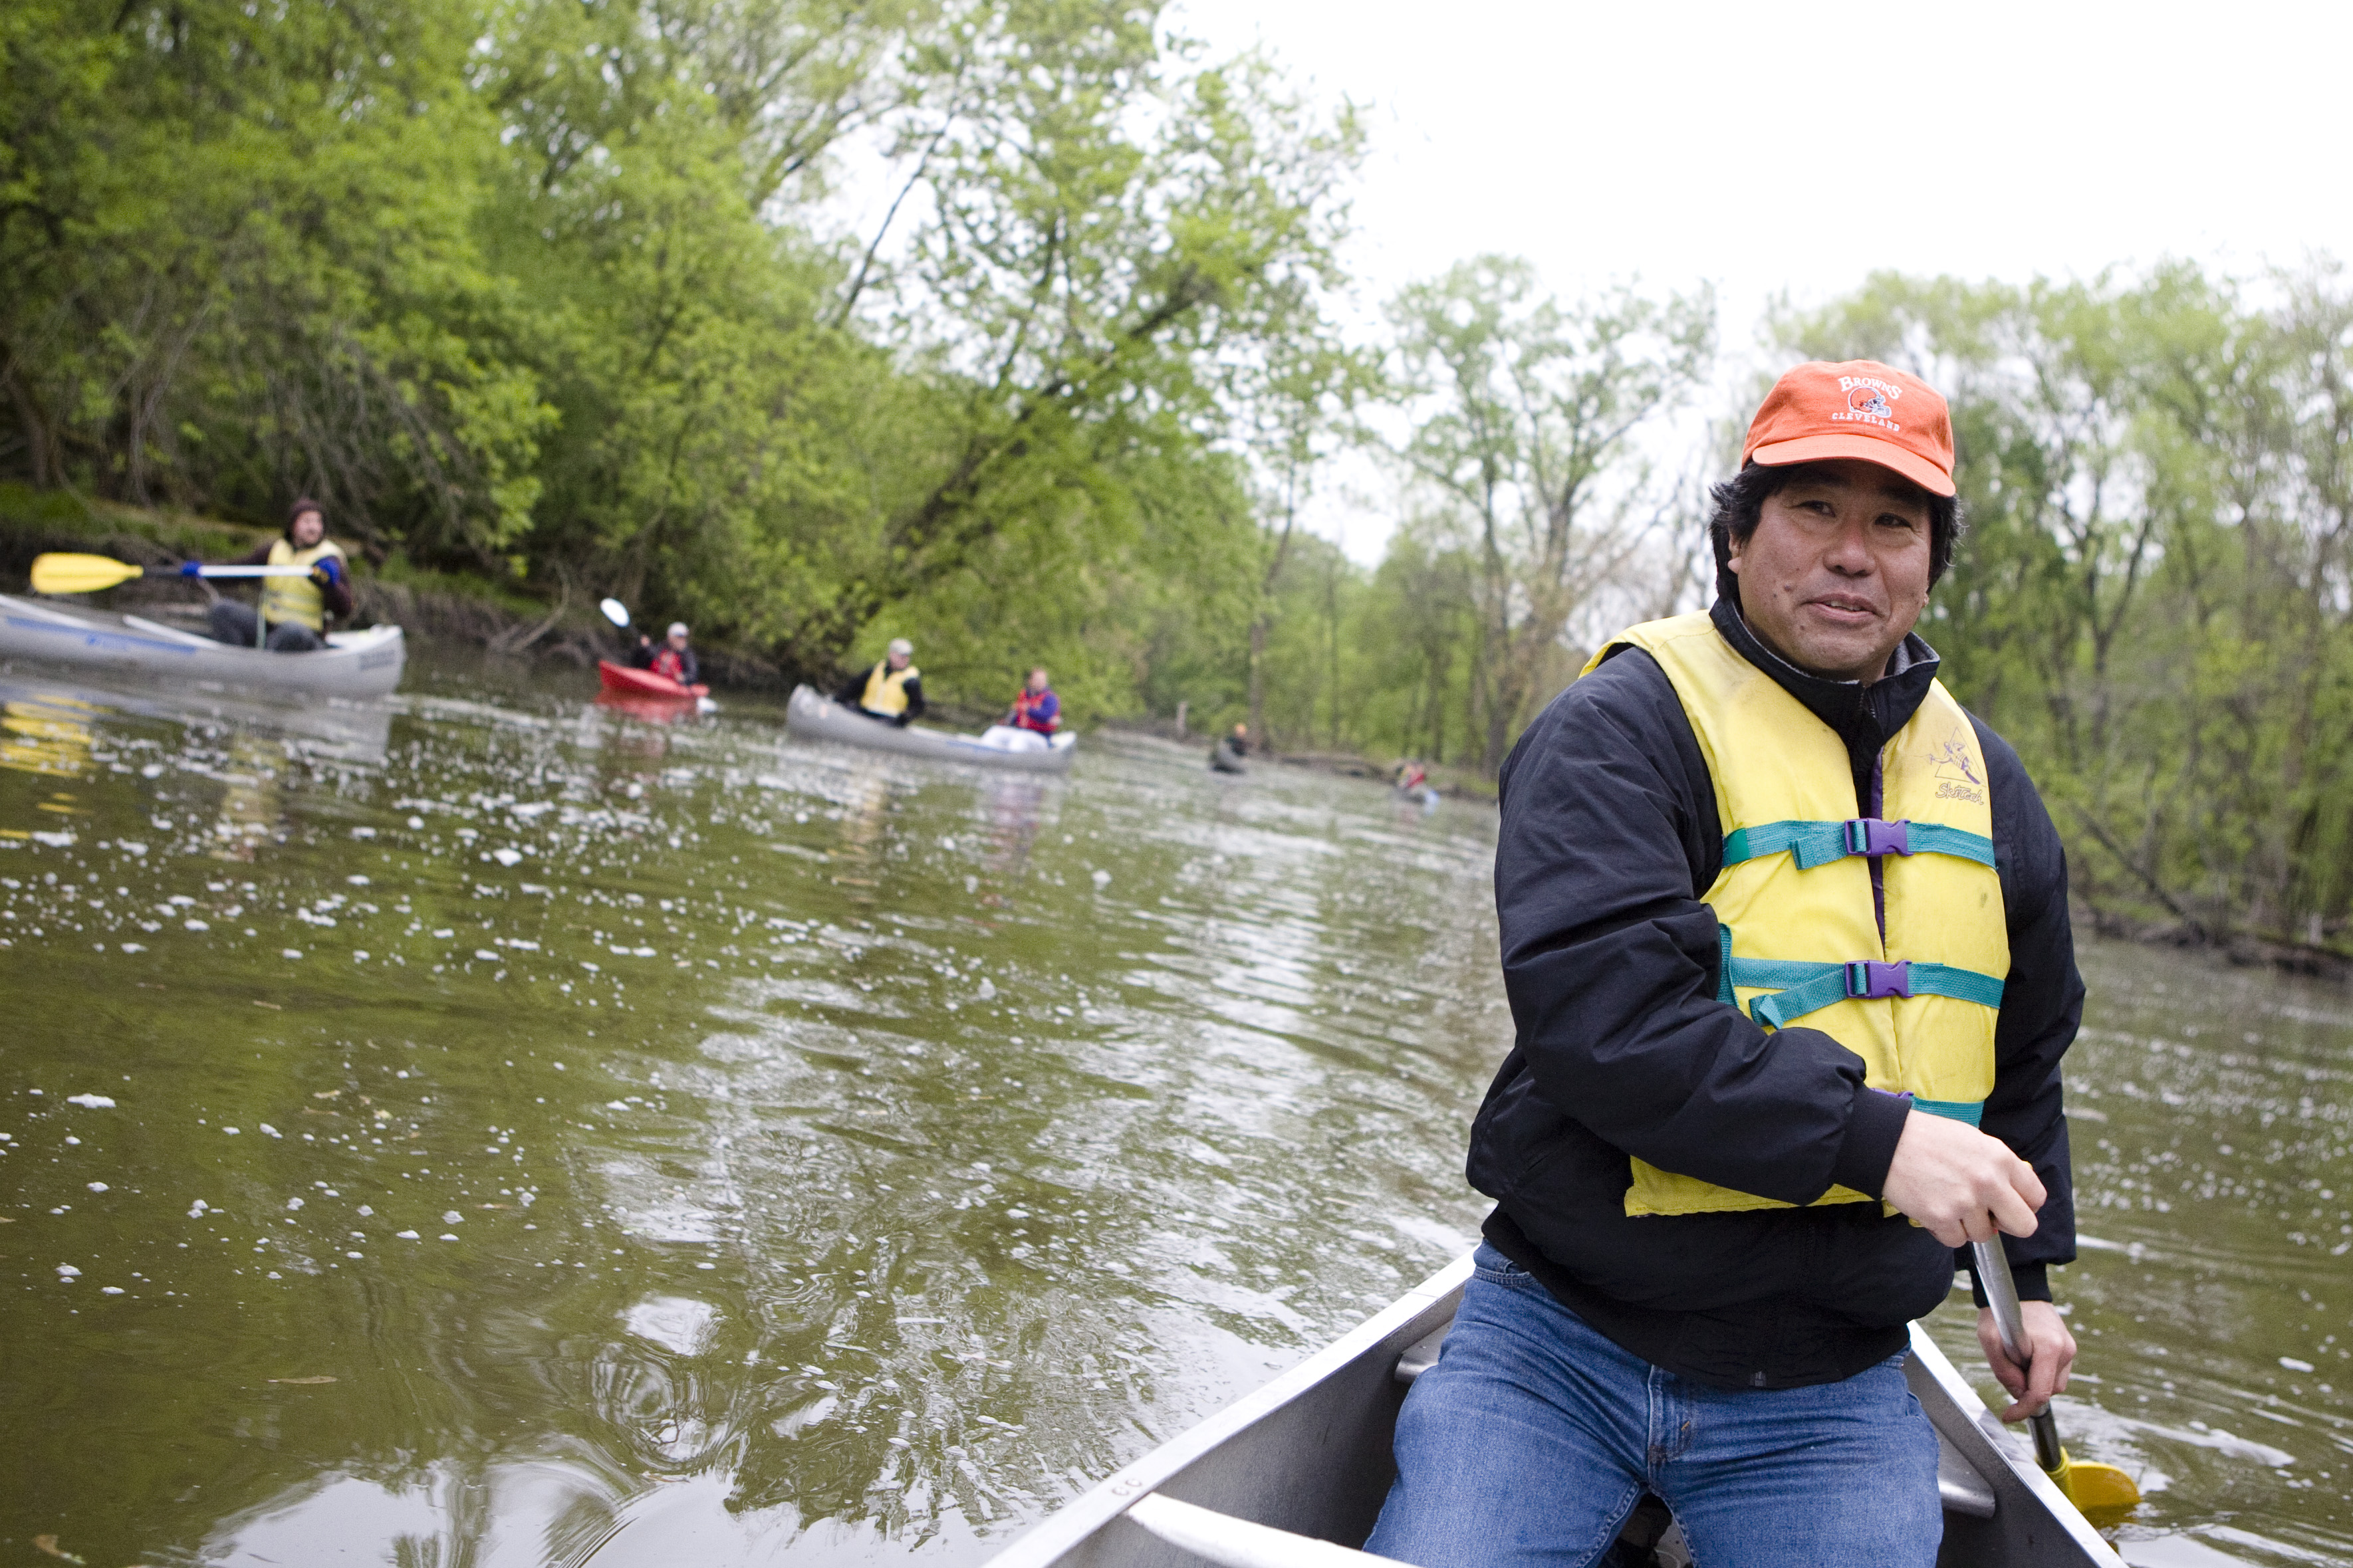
[1971,1238,2066,1472]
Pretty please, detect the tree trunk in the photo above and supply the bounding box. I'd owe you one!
[1326,556,1342,749]
[1248,610,1268,751]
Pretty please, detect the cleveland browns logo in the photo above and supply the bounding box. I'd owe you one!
[1832,374,1904,431]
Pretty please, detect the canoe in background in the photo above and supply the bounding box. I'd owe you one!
[786,684,1076,774]
[0,593,404,700]
[982,1252,2124,1568]
[597,659,708,699]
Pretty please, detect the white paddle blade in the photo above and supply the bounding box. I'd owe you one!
[600,598,631,627]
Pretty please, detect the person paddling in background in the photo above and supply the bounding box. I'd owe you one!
[202,497,350,652]
[1007,667,1059,734]
[630,622,699,687]
[836,637,924,725]
[1366,361,2082,1568]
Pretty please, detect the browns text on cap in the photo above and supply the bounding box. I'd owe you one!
[1742,360,1955,497]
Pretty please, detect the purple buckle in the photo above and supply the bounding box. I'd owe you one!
[1845,818,1912,857]
[1845,960,1912,1000]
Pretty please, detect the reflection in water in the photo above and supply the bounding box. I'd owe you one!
[827,758,895,905]
[975,772,1051,905]
[208,732,285,861]
[1,690,98,779]
[2,669,2348,1568]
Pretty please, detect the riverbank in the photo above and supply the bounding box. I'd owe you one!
[1,487,2341,972]
[0,485,796,688]
[0,489,1497,792]
[1099,715,1498,802]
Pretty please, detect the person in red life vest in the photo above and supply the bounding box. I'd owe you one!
[630,622,699,687]
[834,638,926,725]
[1007,667,1060,733]
[200,497,352,652]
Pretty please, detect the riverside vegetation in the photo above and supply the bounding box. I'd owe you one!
[5,1,2351,950]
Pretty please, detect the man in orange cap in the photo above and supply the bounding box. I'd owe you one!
[1367,363,2082,1565]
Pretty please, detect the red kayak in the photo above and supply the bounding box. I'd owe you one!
[598,660,708,700]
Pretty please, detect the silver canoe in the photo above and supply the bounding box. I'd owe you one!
[0,594,405,700]
[786,684,1076,774]
[985,1252,2124,1568]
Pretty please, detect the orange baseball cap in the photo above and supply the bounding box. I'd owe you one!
[1741,359,1955,498]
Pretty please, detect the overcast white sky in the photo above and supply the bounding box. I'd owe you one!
[1165,0,2353,559]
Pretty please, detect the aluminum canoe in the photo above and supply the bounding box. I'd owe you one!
[0,594,405,700]
[785,684,1076,774]
[983,1252,2124,1568]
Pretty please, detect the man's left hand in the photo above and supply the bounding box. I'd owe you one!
[310,558,344,586]
[1978,1299,2076,1422]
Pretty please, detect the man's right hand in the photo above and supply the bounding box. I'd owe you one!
[1881,1110,2044,1246]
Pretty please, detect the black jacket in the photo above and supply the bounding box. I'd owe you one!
[1472,600,2081,1390]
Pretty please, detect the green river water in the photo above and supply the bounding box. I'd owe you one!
[1,651,2348,1567]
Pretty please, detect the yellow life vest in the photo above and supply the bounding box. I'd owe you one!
[859,661,918,716]
[259,538,347,632]
[1585,613,2010,1218]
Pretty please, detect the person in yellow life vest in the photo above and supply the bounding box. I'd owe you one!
[1367,362,2084,1568]
[833,637,925,726]
[202,497,351,653]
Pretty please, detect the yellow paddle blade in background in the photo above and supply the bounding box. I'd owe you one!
[29,554,145,595]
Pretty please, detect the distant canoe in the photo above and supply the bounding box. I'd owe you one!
[786,684,1076,774]
[983,1251,2124,1568]
[0,593,404,700]
[597,659,708,700]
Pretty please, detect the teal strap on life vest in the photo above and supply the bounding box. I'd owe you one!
[1909,1097,1985,1127]
[1721,818,1996,871]
[1725,953,2007,1030]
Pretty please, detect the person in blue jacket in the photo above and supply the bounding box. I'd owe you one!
[1006,667,1060,733]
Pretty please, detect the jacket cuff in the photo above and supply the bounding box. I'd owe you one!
[1828,1086,1911,1199]
[1965,1260,2052,1307]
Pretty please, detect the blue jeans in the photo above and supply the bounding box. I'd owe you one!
[1365,1245,1941,1567]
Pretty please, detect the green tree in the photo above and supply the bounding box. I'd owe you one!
[1386,257,1715,774]
[1784,263,2353,949]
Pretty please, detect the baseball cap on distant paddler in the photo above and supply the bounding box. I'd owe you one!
[1742,359,1956,498]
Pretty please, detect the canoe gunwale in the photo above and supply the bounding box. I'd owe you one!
[0,594,406,699]
[1904,1321,2126,1566]
[983,1251,2127,1568]
[981,1256,1471,1568]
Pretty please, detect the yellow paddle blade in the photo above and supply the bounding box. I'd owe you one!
[29,553,145,595]
[2049,1447,2142,1523]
